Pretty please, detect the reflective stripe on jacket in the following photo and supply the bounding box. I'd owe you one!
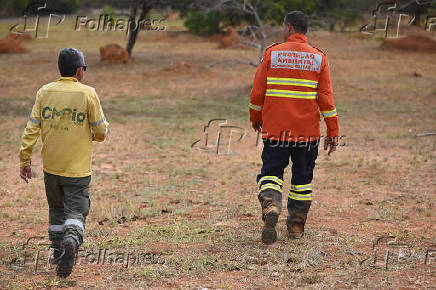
[249,33,339,141]
[19,77,109,177]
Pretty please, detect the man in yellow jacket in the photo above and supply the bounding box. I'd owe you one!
[19,48,108,278]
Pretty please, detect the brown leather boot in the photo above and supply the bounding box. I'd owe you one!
[286,218,305,239]
[287,199,311,239]
[258,189,282,244]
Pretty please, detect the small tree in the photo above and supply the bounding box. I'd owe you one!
[187,0,276,64]
[126,0,153,57]
[397,0,436,26]
[184,11,224,36]
[125,0,197,57]
[183,0,373,63]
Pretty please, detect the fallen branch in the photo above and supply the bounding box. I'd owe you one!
[203,59,258,69]
[416,131,436,137]
[239,39,261,49]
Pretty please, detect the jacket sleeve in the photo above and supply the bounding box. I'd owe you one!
[88,89,109,142]
[317,54,339,138]
[19,90,42,167]
[249,49,270,123]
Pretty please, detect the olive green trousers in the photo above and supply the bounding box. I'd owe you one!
[44,172,91,247]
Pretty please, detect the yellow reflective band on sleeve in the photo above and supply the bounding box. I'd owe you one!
[266,89,317,100]
[248,103,263,111]
[288,190,312,201]
[289,183,312,192]
[259,183,282,193]
[267,77,318,88]
[258,176,284,187]
[321,109,337,118]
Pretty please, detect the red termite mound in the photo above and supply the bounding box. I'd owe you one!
[380,35,436,53]
[100,44,129,63]
[0,34,30,53]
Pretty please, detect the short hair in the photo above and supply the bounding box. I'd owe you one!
[58,48,86,77]
[284,11,308,34]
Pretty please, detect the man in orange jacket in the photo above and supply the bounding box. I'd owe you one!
[249,11,339,244]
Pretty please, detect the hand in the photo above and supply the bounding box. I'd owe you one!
[251,121,262,133]
[324,136,338,156]
[20,166,32,183]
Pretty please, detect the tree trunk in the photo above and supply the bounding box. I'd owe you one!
[412,10,422,27]
[248,2,266,64]
[258,37,266,64]
[405,2,425,27]
[126,1,152,57]
[329,19,336,31]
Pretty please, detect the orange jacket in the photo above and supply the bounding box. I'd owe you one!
[249,33,339,142]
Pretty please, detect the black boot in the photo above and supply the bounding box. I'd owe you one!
[48,231,64,265]
[56,237,78,278]
[49,245,63,265]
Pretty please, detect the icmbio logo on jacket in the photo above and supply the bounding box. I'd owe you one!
[42,106,86,123]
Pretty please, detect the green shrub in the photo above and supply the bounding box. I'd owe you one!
[102,4,117,22]
[46,0,82,14]
[184,11,224,36]
[0,0,82,16]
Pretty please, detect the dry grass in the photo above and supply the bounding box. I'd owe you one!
[0,15,435,289]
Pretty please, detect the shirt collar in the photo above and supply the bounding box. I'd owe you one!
[286,33,308,44]
[56,77,78,82]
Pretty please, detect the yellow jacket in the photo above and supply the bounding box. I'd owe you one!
[19,77,109,177]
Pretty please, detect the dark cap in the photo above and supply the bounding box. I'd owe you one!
[58,48,86,77]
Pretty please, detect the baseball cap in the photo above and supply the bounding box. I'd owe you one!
[58,48,87,77]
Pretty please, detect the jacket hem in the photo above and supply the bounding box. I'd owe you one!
[43,168,92,178]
